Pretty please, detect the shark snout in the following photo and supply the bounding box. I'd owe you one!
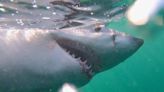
[114,32,143,56]
[131,36,144,48]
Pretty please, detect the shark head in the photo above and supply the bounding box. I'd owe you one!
[52,27,143,77]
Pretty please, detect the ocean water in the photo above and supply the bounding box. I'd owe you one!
[0,0,164,92]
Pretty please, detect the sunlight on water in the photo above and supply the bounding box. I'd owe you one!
[0,0,127,30]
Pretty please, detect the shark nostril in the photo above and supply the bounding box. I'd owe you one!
[112,34,116,41]
[112,34,116,46]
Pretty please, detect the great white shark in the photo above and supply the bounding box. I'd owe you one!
[0,26,143,92]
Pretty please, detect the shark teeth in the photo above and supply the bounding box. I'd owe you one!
[76,57,81,61]
[79,60,94,76]
[79,60,87,65]
[63,48,94,77]
[86,64,92,70]
[71,54,76,58]
[88,70,94,76]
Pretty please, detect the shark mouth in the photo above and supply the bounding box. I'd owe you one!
[55,38,98,78]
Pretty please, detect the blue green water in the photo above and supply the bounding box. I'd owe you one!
[80,1,164,92]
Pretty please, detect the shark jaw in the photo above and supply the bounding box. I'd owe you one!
[0,27,143,92]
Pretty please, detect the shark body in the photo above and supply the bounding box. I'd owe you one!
[0,27,143,92]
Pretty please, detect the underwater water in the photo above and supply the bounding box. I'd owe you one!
[0,0,163,92]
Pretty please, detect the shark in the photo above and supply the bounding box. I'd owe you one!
[0,26,143,92]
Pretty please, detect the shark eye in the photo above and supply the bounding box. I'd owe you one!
[94,27,102,32]
[94,23,105,32]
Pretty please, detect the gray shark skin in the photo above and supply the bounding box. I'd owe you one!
[0,27,143,92]
[51,0,101,13]
[51,0,80,6]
